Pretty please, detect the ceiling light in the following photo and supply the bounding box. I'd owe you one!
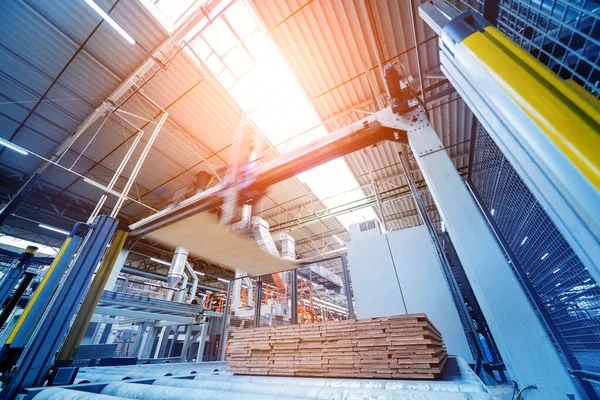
[552,268,561,274]
[520,236,528,246]
[0,138,28,155]
[195,271,206,276]
[83,178,129,199]
[150,257,171,266]
[441,220,445,232]
[490,208,495,216]
[541,252,549,260]
[39,223,69,235]
[217,278,229,283]
[84,0,136,45]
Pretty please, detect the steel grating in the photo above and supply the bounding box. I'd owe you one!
[469,124,600,378]
[447,0,600,98]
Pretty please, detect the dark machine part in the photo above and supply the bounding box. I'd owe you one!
[0,246,37,308]
[384,63,411,115]
[0,272,35,331]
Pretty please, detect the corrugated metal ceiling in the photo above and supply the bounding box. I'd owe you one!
[0,0,473,264]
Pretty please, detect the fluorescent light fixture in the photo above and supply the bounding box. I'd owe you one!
[332,234,345,246]
[84,0,136,45]
[195,271,206,276]
[553,268,561,274]
[584,278,592,283]
[441,220,445,232]
[150,257,171,266]
[0,138,28,155]
[555,282,561,287]
[490,208,495,216]
[520,236,528,246]
[83,178,129,199]
[39,223,69,235]
[541,252,549,261]
[217,278,229,283]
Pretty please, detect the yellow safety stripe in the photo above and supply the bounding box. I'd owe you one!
[461,27,600,192]
[7,237,72,344]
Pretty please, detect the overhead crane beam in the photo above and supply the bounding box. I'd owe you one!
[128,108,410,238]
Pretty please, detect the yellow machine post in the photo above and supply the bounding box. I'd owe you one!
[460,26,600,191]
[55,229,129,365]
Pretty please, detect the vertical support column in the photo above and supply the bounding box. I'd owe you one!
[167,325,181,357]
[180,325,193,362]
[253,279,262,328]
[290,270,298,325]
[0,272,35,330]
[217,281,232,361]
[196,319,209,362]
[399,150,481,363]
[104,248,130,292]
[340,255,355,319]
[55,229,129,366]
[0,246,37,307]
[406,109,582,399]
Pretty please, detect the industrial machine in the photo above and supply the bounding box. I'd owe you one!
[0,3,597,399]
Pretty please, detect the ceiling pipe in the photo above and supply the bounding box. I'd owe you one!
[185,261,198,304]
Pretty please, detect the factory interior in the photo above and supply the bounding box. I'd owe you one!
[0,0,599,399]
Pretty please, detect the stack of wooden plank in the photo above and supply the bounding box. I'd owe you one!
[228,313,447,379]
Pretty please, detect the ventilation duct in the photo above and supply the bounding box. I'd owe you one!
[278,233,295,261]
[252,217,280,258]
[167,247,188,301]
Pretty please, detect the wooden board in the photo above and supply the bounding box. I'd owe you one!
[229,314,448,380]
[147,212,294,276]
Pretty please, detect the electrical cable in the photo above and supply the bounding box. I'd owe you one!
[515,384,537,400]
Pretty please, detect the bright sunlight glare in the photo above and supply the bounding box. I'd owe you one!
[141,0,378,229]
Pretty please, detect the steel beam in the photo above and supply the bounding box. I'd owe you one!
[406,108,583,399]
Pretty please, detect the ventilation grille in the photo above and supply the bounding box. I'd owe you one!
[359,220,377,232]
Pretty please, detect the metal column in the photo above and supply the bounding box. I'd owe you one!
[1,215,118,398]
[0,272,35,330]
[196,319,209,362]
[340,255,355,319]
[180,325,193,362]
[217,281,231,361]
[253,279,262,328]
[290,270,298,325]
[398,150,481,363]
[0,246,37,307]
[406,108,583,399]
[55,229,129,366]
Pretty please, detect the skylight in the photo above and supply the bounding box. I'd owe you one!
[141,0,378,229]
